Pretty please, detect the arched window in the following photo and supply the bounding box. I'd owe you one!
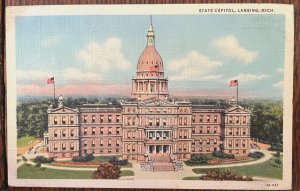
[53,143,58,151]
[62,142,66,150]
[70,142,74,150]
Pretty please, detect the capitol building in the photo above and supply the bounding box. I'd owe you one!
[44,20,251,163]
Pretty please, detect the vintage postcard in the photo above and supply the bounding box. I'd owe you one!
[6,4,293,190]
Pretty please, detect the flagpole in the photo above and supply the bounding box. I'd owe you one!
[53,81,56,103]
[237,81,239,105]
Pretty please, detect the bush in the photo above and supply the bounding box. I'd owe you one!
[35,162,41,168]
[22,156,28,162]
[274,151,281,157]
[212,151,235,159]
[248,151,264,159]
[274,158,281,167]
[109,157,129,166]
[200,169,253,181]
[72,154,94,162]
[34,156,54,163]
[186,154,210,165]
[91,163,121,179]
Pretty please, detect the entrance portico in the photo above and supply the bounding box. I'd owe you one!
[147,145,170,154]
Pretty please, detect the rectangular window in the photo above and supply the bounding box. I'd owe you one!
[132,118,136,125]
[236,116,239,123]
[92,115,96,123]
[214,115,218,122]
[229,116,233,123]
[214,127,217,133]
[243,116,246,123]
[92,127,95,135]
[127,117,131,126]
[54,117,58,125]
[116,139,120,146]
[92,140,95,147]
[207,139,210,145]
[184,118,187,125]
[62,117,66,125]
[192,115,195,122]
[100,127,104,135]
[70,116,74,124]
[116,115,120,123]
[108,139,112,146]
[200,126,203,133]
[214,139,217,144]
[100,115,104,123]
[108,115,112,123]
[179,118,182,125]
[192,127,195,133]
[200,138,202,145]
[84,128,87,135]
[62,130,66,137]
[100,140,103,146]
[207,115,210,122]
[199,115,203,122]
[207,126,210,134]
[108,127,112,135]
[116,127,120,135]
[54,131,58,137]
[83,116,87,123]
[70,130,74,137]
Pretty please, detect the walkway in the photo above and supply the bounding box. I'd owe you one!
[16,149,274,180]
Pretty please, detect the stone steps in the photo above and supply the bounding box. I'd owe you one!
[152,162,175,171]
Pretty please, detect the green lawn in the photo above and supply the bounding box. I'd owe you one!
[17,136,36,148]
[120,170,134,176]
[192,157,282,179]
[18,164,93,179]
[18,164,133,179]
[182,176,200,180]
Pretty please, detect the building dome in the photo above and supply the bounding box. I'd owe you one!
[137,45,164,72]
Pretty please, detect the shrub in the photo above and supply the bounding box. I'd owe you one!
[199,169,253,181]
[91,162,121,179]
[109,157,129,166]
[274,151,281,157]
[248,151,264,159]
[34,156,54,163]
[186,154,210,165]
[35,162,41,168]
[274,158,281,167]
[72,154,94,162]
[212,151,235,159]
[22,156,28,162]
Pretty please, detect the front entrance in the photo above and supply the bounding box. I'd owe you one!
[148,145,170,155]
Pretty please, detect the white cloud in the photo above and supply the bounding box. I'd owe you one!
[272,81,283,89]
[17,68,100,84]
[77,37,131,73]
[41,36,61,47]
[168,51,223,81]
[213,35,257,64]
[277,67,284,74]
[232,73,268,83]
[17,70,50,81]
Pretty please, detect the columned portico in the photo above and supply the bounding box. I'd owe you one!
[147,145,171,154]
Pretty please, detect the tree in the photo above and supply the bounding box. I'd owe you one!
[91,163,121,179]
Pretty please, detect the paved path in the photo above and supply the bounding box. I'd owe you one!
[16,149,274,180]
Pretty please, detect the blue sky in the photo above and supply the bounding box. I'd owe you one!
[16,14,285,99]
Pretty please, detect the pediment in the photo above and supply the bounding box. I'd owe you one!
[49,106,79,114]
[226,106,250,114]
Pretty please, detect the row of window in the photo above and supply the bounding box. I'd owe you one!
[192,139,218,145]
[125,107,190,114]
[83,148,120,154]
[52,116,77,125]
[192,126,219,134]
[192,115,219,123]
[192,147,218,152]
[226,127,248,136]
[53,142,75,151]
[83,127,121,135]
[227,116,248,124]
[83,139,121,147]
[53,130,76,138]
[227,140,247,148]
[82,115,121,123]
